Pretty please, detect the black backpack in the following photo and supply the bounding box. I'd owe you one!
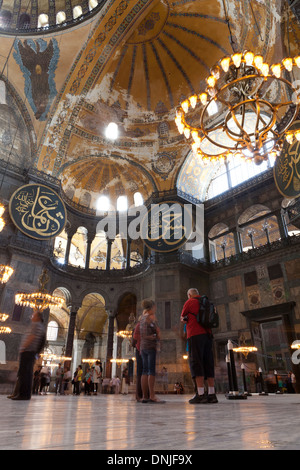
[196,295,219,329]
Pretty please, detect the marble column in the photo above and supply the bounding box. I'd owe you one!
[85,232,95,269]
[233,228,243,254]
[105,314,115,378]
[275,210,288,239]
[64,228,76,265]
[106,238,113,271]
[65,307,79,361]
[126,237,132,269]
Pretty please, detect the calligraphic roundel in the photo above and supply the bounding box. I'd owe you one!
[9,184,67,240]
[141,201,193,253]
[274,121,300,199]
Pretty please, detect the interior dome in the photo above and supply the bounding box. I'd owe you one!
[0,0,102,34]
[60,155,156,211]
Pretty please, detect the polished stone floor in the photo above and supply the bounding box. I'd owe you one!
[1,393,299,451]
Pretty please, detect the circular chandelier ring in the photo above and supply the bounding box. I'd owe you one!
[176,51,300,164]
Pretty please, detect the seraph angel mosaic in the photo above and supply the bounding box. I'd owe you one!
[13,38,59,121]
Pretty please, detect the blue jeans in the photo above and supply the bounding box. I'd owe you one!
[141,349,156,376]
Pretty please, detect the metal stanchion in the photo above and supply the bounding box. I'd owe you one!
[226,354,233,393]
[241,363,251,396]
[225,340,247,400]
[258,367,268,396]
[274,370,281,394]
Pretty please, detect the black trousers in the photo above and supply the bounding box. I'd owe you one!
[187,334,215,379]
[17,351,36,399]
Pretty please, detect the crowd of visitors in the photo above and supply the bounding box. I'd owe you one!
[7,290,298,402]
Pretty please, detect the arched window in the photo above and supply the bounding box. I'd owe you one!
[73,6,83,19]
[17,13,31,29]
[79,191,91,208]
[69,226,87,267]
[117,196,128,212]
[47,321,59,341]
[56,11,66,25]
[89,0,98,9]
[0,11,12,28]
[37,14,49,28]
[96,195,110,212]
[177,150,276,202]
[207,155,275,200]
[134,192,143,207]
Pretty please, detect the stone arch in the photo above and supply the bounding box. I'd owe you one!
[238,204,271,226]
[208,222,235,261]
[75,292,108,364]
[116,292,137,331]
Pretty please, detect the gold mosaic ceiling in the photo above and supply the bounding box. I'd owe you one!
[0,0,297,211]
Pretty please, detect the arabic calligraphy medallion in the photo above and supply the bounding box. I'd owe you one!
[141,200,193,252]
[274,120,300,198]
[9,184,67,240]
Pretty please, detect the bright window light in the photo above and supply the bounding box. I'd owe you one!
[56,11,66,24]
[89,0,98,9]
[134,192,143,207]
[47,321,58,341]
[117,196,128,212]
[73,6,83,19]
[97,195,110,212]
[105,122,119,140]
[38,14,49,28]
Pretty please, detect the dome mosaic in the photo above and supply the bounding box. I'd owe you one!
[0,0,102,34]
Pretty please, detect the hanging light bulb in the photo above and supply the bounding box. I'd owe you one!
[244,51,254,66]
[232,53,242,68]
[261,63,269,77]
[271,63,281,78]
[189,94,197,108]
[285,133,294,145]
[181,100,189,113]
[220,57,230,72]
[295,56,300,68]
[211,65,221,79]
[183,127,190,139]
[206,75,217,87]
[282,57,293,72]
[199,92,208,105]
[254,55,264,70]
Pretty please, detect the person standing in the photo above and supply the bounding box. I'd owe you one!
[55,363,64,395]
[92,360,102,395]
[8,309,45,400]
[140,299,164,403]
[121,368,129,394]
[39,364,51,394]
[181,288,218,404]
[32,365,42,395]
[62,366,71,395]
[75,365,83,395]
[132,318,143,401]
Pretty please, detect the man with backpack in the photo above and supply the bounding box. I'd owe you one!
[181,288,218,404]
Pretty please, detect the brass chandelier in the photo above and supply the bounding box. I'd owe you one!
[0,312,11,334]
[0,264,14,284]
[175,51,300,165]
[15,268,64,312]
[0,203,5,232]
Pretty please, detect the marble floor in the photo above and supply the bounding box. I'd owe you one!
[1,393,299,451]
